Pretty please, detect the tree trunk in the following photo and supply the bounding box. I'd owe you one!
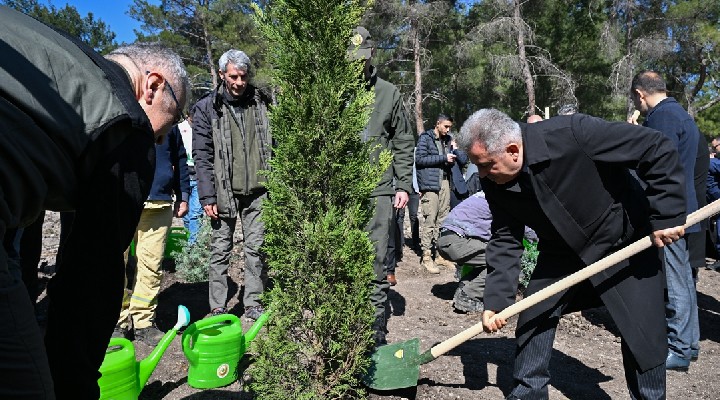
[624,1,635,117]
[198,1,216,89]
[413,20,424,134]
[515,0,535,116]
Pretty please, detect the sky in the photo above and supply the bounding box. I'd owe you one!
[41,0,157,44]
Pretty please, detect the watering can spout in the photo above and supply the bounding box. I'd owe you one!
[245,310,270,343]
[138,305,190,387]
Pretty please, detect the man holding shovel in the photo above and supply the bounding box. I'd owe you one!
[457,109,686,399]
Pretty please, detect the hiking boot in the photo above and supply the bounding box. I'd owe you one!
[210,307,227,317]
[244,305,265,321]
[453,287,484,313]
[422,251,440,274]
[435,254,455,269]
[134,325,165,346]
[387,274,397,286]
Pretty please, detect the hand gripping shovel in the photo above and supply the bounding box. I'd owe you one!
[364,199,720,390]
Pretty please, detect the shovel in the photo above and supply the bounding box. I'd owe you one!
[364,199,720,390]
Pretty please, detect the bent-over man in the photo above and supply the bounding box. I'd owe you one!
[457,109,685,399]
[0,6,188,398]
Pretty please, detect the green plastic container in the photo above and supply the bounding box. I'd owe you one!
[98,338,139,400]
[182,312,269,389]
[164,226,188,258]
[128,226,188,258]
[98,305,190,399]
[182,314,243,389]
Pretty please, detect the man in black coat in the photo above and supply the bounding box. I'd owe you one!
[456,109,686,399]
[0,6,188,399]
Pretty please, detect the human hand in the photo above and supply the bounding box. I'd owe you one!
[627,110,640,125]
[204,203,219,219]
[651,225,685,248]
[175,201,189,218]
[446,153,457,163]
[394,191,409,209]
[482,310,507,333]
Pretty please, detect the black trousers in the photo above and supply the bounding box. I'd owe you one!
[508,288,666,400]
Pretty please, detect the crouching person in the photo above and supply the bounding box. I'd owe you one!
[438,190,536,313]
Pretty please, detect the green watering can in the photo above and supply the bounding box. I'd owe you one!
[98,305,190,400]
[182,311,269,389]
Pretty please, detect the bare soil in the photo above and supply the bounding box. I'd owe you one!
[35,212,720,399]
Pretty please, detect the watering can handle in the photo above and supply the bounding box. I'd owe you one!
[182,314,240,355]
[425,198,720,361]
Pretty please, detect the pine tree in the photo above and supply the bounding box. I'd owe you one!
[249,0,388,398]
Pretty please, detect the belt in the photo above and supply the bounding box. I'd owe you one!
[440,228,461,237]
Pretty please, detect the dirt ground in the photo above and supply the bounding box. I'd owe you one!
[34,211,720,399]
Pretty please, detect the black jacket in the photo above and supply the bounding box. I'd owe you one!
[482,114,685,371]
[192,84,272,217]
[415,129,468,194]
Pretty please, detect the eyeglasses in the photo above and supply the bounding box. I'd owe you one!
[147,71,183,125]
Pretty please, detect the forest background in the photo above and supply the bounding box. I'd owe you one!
[4,0,720,137]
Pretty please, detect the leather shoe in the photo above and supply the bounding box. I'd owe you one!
[666,352,690,372]
[387,274,397,286]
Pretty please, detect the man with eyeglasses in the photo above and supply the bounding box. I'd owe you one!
[0,6,189,399]
[192,49,272,321]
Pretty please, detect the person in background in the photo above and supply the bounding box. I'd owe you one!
[706,136,720,270]
[687,131,708,285]
[115,126,190,345]
[438,190,537,313]
[415,114,468,273]
[0,6,189,398]
[348,26,414,345]
[178,111,204,245]
[629,70,700,371]
[192,49,272,321]
[526,114,544,123]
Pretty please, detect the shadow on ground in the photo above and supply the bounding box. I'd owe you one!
[155,278,239,330]
[421,337,612,399]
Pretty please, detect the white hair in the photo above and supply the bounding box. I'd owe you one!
[457,109,522,154]
[219,49,251,74]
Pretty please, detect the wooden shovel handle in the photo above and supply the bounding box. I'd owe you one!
[429,198,720,360]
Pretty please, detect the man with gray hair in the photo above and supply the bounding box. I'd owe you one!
[192,49,272,321]
[0,6,188,398]
[457,108,686,399]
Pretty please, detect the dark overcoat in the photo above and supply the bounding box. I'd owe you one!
[482,113,686,371]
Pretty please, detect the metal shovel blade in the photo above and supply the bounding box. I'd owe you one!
[363,338,421,390]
